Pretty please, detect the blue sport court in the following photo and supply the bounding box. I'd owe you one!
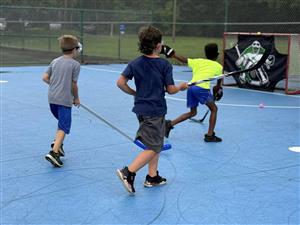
[1,64,300,225]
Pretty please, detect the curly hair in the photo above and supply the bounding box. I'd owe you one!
[138,25,162,55]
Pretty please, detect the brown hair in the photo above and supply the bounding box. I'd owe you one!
[138,25,162,55]
[58,35,79,53]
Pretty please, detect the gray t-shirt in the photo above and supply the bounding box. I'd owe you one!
[46,56,80,107]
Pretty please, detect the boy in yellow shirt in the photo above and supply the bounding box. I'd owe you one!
[161,43,223,142]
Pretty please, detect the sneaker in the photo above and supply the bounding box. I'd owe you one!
[204,133,222,142]
[116,167,136,194]
[45,150,63,167]
[144,171,167,188]
[51,141,65,157]
[165,120,174,138]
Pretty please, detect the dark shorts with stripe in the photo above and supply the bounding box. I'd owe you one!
[135,115,165,153]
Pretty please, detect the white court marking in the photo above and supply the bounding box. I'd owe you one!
[289,147,300,153]
[166,96,300,109]
[82,66,300,101]
[0,80,8,83]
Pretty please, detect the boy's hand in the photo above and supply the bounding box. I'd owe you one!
[213,86,223,101]
[179,82,188,91]
[160,45,175,58]
[73,98,80,107]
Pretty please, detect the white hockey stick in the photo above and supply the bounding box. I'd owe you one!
[80,103,171,151]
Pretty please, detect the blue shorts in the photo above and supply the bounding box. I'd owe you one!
[187,86,214,108]
[50,104,72,134]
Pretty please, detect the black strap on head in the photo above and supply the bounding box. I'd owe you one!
[62,46,80,52]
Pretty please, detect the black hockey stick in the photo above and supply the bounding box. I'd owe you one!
[189,95,216,123]
[80,103,171,151]
[188,44,272,86]
[189,110,209,123]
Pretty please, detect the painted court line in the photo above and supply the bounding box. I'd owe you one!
[0,80,8,83]
[82,66,122,73]
[289,147,300,153]
[82,66,300,99]
[166,96,300,109]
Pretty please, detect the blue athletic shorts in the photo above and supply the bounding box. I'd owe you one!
[50,104,72,134]
[187,86,214,108]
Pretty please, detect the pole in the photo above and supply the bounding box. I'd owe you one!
[172,0,177,42]
[224,0,229,32]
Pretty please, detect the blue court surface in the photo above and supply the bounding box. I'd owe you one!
[1,64,300,225]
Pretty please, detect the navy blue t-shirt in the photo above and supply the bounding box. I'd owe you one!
[122,55,175,117]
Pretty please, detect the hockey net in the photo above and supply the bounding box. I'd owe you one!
[222,32,300,95]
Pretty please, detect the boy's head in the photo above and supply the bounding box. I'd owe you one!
[58,35,80,55]
[205,43,219,60]
[138,25,162,55]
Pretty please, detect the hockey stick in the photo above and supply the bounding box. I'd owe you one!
[80,103,171,151]
[189,95,217,123]
[188,44,272,86]
[189,110,209,123]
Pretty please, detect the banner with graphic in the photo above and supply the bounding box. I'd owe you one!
[224,35,288,91]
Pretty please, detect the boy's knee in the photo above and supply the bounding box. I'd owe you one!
[190,111,197,117]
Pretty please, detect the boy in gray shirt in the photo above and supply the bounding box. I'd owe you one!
[43,35,81,167]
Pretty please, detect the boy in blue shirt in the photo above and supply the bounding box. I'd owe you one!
[116,26,188,194]
[42,35,81,167]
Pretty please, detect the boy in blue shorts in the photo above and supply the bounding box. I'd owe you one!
[116,26,188,194]
[162,43,223,142]
[42,35,81,167]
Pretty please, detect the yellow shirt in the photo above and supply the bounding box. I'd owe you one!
[188,58,223,89]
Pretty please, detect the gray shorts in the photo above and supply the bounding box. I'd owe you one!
[135,115,166,153]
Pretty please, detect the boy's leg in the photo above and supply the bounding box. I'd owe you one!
[171,107,197,126]
[204,101,222,142]
[128,150,157,173]
[46,105,71,167]
[117,150,157,194]
[147,153,159,177]
[144,153,167,187]
[206,101,217,136]
[52,130,65,154]
[165,107,197,138]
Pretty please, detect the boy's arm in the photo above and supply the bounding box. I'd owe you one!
[72,81,80,106]
[172,53,188,64]
[166,82,188,94]
[117,75,136,96]
[216,78,222,87]
[161,45,188,64]
[42,73,50,84]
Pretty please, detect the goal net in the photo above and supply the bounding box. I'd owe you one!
[223,32,300,95]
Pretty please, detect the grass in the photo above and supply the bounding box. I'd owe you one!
[0,33,223,66]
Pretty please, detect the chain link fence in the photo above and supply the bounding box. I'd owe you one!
[1,0,299,66]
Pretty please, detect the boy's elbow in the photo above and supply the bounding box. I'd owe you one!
[117,77,126,88]
[116,80,122,88]
[166,86,179,95]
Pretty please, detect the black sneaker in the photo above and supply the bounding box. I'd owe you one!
[45,150,63,167]
[204,133,222,142]
[116,167,136,194]
[165,120,174,138]
[51,141,65,157]
[144,171,167,188]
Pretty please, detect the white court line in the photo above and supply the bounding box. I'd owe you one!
[166,96,300,109]
[82,66,122,73]
[82,66,299,99]
[289,147,300,153]
[174,79,300,98]
[0,80,8,83]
